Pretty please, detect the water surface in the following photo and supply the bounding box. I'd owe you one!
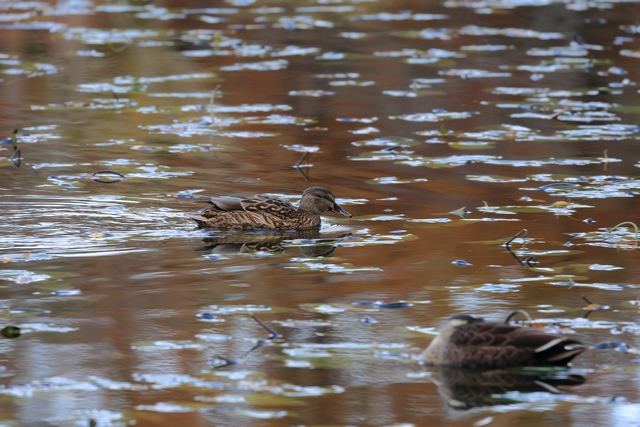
[1,0,640,426]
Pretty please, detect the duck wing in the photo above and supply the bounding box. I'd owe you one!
[240,197,297,219]
[448,322,584,368]
[206,196,246,212]
[191,194,299,229]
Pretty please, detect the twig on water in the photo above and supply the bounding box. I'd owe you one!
[9,148,21,168]
[504,309,533,324]
[607,221,639,250]
[209,85,220,124]
[212,308,284,370]
[294,151,307,169]
[294,151,311,181]
[91,170,126,184]
[505,229,528,250]
[505,229,537,267]
[248,311,283,340]
[1,128,21,168]
[582,295,607,319]
[208,86,221,159]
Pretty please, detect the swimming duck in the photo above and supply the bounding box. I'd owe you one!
[420,314,585,368]
[188,186,352,230]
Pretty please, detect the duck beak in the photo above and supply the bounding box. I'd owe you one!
[332,204,352,218]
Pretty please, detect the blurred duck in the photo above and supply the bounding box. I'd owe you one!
[421,314,585,368]
[188,186,351,230]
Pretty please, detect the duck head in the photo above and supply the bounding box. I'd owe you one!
[298,186,352,217]
[420,314,482,365]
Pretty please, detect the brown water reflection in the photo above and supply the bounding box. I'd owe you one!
[1,0,640,425]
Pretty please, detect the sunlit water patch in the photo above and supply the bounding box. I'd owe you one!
[569,224,639,250]
[459,25,564,39]
[468,174,640,200]
[453,123,640,143]
[0,270,50,284]
[31,98,139,111]
[222,59,288,71]
[439,68,512,78]
[390,110,479,122]
[0,195,193,261]
[398,154,501,168]
[369,176,429,185]
[179,103,292,113]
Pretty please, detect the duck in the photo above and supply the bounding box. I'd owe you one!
[188,186,352,230]
[420,314,585,369]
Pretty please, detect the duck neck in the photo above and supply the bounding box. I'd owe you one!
[420,335,444,364]
[297,199,320,216]
[295,205,321,228]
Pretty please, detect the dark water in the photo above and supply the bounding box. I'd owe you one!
[1,0,640,425]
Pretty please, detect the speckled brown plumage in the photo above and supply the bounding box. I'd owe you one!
[421,314,585,369]
[188,186,352,230]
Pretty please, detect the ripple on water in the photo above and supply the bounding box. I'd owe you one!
[0,195,191,261]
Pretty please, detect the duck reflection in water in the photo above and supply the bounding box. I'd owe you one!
[420,314,586,409]
[197,228,346,258]
[427,366,585,410]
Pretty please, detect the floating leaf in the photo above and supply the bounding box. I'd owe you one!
[450,207,470,218]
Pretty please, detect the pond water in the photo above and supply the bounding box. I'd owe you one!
[1,0,640,425]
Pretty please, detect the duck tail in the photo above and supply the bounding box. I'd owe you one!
[535,337,585,365]
[187,214,208,227]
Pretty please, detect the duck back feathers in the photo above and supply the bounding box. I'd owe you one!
[421,314,584,369]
